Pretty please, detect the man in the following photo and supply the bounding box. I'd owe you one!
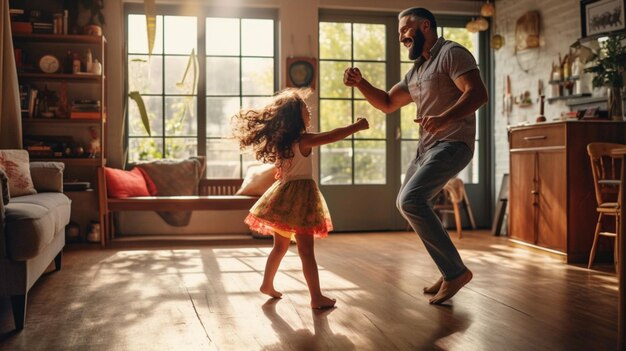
[344,7,488,304]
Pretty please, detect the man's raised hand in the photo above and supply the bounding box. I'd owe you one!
[343,67,362,87]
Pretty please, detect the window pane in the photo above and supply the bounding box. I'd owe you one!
[319,61,351,98]
[242,58,274,95]
[241,19,273,56]
[355,140,385,184]
[128,137,164,162]
[401,104,420,139]
[242,154,261,178]
[128,15,163,54]
[242,96,271,110]
[164,16,197,55]
[457,140,479,184]
[354,101,385,139]
[207,97,239,137]
[320,141,352,185]
[206,57,240,95]
[320,100,351,132]
[319,22,351,59]
[128,96,163,136]
[206,139,241,178]
[353,62,385,100]
[165,97,197,136]
[353,23,385,61]
[443,27,477,58]
[206,18,239,55]
[164,56,198,94]
[128,55,163,94]
[400,140,418,182]
[165,137,197,159]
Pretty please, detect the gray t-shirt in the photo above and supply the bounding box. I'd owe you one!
[398,37,479,154]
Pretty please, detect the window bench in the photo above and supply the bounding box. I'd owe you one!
[98,172,259,246]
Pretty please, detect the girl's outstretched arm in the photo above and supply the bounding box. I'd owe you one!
[300,118,369,155]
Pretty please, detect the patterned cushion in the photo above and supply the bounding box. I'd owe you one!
[0,150,37,197]
[135,157,205,226]
[136,157,204,196]
[0,169,9,205]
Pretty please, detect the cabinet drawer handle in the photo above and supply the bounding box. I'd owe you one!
[523,136,547,141]
[531,190,539,195]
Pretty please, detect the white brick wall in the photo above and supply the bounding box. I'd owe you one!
[493,0,581,201]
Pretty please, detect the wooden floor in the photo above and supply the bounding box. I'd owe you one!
[0,231,618,351]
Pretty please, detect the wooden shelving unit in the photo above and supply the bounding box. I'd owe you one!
[14,33,108,247]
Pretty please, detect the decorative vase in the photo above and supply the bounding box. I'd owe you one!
[608,86,624,121]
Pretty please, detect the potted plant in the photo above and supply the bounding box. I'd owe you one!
[584,33,626,120]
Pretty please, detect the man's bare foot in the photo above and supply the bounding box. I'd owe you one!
[260,285,282,298]
[311,295,336,309]
[423,276,443,294]
[429,270,473,305]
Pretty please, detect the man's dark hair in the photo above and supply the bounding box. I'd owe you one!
[398,7,437,30]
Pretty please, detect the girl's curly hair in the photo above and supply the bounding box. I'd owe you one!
[232,88,311,169]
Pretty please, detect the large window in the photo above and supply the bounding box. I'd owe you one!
[125,6,276,178]
[318,22,388,185]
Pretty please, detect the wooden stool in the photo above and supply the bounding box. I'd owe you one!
[434,177,477,238]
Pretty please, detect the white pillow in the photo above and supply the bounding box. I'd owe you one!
[236,164,277,196]
[0,150,37,197]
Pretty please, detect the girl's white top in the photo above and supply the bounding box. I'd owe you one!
[279,143,313,181]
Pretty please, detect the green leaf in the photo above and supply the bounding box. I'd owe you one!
[144,0,157,57]
[129,91,151,136]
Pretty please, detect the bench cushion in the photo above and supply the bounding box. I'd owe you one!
[5,193,71,260]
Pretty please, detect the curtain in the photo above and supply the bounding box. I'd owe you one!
[0,0,22,148]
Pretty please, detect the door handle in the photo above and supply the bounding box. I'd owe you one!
[531,190,539,195]
[524,136,547,141]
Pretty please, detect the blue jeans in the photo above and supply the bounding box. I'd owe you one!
[396,141,473,280]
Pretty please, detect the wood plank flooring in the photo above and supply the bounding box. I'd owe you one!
[0,231,618,351]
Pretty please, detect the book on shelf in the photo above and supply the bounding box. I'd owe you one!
[70,111,100,119]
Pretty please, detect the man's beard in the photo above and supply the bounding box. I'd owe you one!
[408,30,425,60]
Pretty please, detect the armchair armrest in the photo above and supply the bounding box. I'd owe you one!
[29,162,65,193]
[0,169,9,206]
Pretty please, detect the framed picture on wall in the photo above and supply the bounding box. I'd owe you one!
[286,57,317,89]
[580,0,626,38]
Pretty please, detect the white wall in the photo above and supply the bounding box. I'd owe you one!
[101,0,480,168]
[492,0,581,202]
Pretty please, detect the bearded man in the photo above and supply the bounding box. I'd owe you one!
[343,7,488,304]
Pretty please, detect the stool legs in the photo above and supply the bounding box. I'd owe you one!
[588,212,604,269]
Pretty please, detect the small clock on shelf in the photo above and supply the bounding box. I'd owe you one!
[38,54,60,74]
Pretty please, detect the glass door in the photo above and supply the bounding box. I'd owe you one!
[319,12,491,231]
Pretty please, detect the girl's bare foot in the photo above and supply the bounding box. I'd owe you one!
[260,285,282,298]
[429,270,473,305]
[311,295,336,309]
[423,276,443,294]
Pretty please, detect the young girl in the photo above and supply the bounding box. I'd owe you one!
[232,88,369,309]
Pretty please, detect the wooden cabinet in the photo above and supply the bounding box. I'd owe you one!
[13,33,107,247]
[508,121,625,263]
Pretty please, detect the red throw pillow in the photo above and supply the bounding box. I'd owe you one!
[104,167,154,198]
[134,166,158,195]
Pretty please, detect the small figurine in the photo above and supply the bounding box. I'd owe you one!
[87,127,101,158]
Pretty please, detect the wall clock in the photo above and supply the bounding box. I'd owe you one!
[39,54,60,74]
[286,57,316,89]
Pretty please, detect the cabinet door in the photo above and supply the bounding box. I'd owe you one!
[536,150,567,251]
[509,151,536,244]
